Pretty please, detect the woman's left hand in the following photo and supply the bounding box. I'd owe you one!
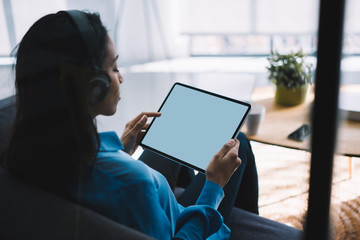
[120,112,161,156]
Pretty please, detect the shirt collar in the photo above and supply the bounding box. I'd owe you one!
[98,131,124,152]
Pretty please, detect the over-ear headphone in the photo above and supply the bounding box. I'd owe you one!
[61,10,111,105]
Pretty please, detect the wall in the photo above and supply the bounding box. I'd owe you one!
[0,63,15,100]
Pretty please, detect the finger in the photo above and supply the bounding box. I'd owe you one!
[133,123,151,135]
[130,113,147,124]
[233,139,240,152]
[137,130,147,142]
[237,157,242,166]
[142,112,162,118]
[129,112,161,126]
[232,157,242,173]
[224,139,241,165]
[216,139,236,158]
[224,139,240,158]
[142,123,151,130]
[133,115,148,132]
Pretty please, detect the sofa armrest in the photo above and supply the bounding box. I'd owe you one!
[0,168,154,240]
[228,207,303,240]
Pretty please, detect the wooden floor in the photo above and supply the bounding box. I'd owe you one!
[252,140,360,231]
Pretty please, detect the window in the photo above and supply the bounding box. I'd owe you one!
[343,0,360,55]
[181,0,320,56]
[0,1,11,56]
[11,0,67,43]
[0,0,116,57]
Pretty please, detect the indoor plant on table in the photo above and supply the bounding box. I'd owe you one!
[267,49,313,106]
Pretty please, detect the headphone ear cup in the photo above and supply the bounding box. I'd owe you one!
[88,73,111,105]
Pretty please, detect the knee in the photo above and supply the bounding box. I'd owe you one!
[236,132,255,165]
[236,132,249,144]
[236,132,252,151]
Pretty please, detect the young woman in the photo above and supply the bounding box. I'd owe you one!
[1,10,259,239]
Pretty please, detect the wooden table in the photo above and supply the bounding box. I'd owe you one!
[244,86,360,176]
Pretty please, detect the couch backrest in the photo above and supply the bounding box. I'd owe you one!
[0,168,153,240]
[0,96,154,240]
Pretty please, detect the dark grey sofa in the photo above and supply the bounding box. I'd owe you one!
[0,95,303,239]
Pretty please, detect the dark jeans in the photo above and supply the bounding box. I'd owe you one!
[139,132,259,222]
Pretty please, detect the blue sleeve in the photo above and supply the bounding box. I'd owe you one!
[196,180,224,208]
[174,180,229,240]
[123,178,174,239]
[174,206,224,239]
[125,179,228,240]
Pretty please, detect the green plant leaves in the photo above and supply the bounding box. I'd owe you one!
[267,49,313,89]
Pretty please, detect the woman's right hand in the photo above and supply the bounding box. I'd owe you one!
[206,139,242,188]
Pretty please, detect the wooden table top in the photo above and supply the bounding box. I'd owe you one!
[245,86,360,157]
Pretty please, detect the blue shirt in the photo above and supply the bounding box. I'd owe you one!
[68,131,230,239]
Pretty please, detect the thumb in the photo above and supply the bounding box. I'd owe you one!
[217,139,236,158]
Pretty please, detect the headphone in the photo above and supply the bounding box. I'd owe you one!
[61,10,111,105]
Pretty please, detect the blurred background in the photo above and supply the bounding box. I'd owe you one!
[1,0,360,133]
[1,0,360,233]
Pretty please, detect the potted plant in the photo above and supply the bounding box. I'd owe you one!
[267,49,313,106]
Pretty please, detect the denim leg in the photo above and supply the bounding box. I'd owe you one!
[231,133,259,213]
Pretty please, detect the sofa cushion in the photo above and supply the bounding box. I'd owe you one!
[0,168,154,240]
[228,207,303,239]
[175,187,303,239]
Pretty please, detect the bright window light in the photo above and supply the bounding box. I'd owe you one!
[181,0,252,34]
[181,0,320,56]
[256,0,319,33]
[0,1,11,55]
[12,0,67,44]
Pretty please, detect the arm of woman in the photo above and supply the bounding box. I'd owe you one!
[174,140,241,239]
[124,177,227,240]
[174,180,230,239]
[122,139,240,239]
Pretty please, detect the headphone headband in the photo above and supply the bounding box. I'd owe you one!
[60,10,99,68]
[59,10,111,105]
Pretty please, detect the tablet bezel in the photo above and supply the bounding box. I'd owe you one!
[139,82,252,173]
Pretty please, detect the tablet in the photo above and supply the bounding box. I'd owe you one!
[140,82,251,173]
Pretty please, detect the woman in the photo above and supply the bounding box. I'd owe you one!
[1,10,259,239]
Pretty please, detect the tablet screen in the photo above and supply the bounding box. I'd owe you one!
[140,82,251,173]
